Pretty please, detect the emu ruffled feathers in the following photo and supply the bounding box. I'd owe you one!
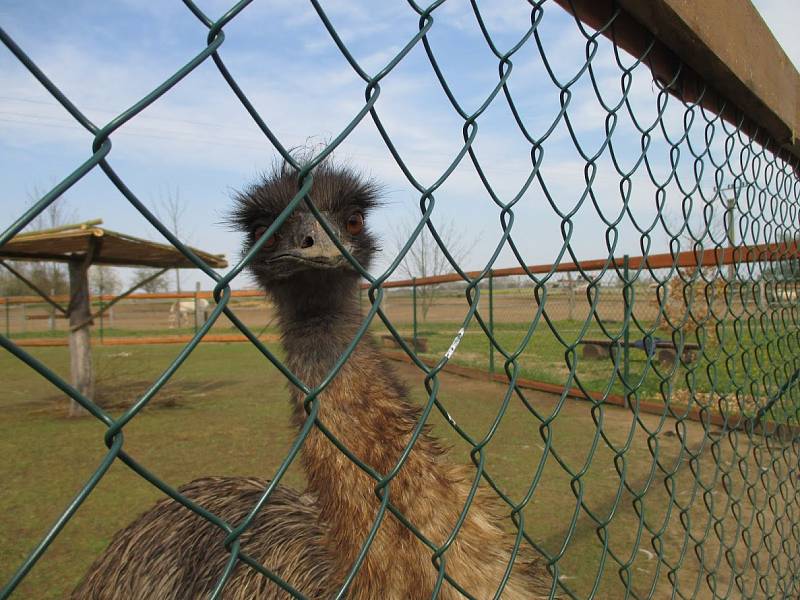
[73,162,551,599]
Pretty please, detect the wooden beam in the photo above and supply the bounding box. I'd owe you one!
[553,0,800,165]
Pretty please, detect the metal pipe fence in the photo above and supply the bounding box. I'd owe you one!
[2,1,800,599]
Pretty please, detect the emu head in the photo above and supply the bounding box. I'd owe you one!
[231,161,380,301]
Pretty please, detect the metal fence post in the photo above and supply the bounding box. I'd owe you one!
[412,278,418,352]
[4,297,9,337]
[488,270,495,376]
[567,272,576,321]
[726,192,736,316]
[622,255,631,408]
[194,281,201,334]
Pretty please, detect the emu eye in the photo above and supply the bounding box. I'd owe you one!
[346,212,364,235]
[253,226,277,249]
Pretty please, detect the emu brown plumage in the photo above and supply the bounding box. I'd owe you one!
[73,163,552,599]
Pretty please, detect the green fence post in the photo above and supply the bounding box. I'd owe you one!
[194,282,200,334]
[488,269,495,376]
[412,278,418,353]
[4,297,9,338]
[622,254,631,408]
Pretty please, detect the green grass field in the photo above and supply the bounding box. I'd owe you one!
[393,319,800,423]
[12,314,785,415]
[7,290,794,424]
[3,340,788,599]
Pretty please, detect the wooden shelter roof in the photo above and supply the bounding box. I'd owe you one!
[0,220,228,269]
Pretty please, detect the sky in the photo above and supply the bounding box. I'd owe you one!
[1,0,798,291]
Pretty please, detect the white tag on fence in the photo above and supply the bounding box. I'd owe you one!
[444,327,465,360]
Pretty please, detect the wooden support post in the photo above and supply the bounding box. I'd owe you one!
[68,259,94,416]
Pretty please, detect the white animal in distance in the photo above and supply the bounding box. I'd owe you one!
[168,299,209,328]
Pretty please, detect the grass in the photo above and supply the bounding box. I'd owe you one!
[387,318,800,424]
[11,293,798,424]
[2,341,793,599]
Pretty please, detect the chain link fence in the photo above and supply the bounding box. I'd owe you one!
[2,0,800,598]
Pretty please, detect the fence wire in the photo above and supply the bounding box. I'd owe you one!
[2,0,800,599]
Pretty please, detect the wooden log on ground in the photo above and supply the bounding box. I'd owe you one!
[381,334,428,353]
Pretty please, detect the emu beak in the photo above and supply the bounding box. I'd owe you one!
[269,213,347,267]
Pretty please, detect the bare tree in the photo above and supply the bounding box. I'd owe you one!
[132,268,170,294]
[90,266,122,297]
[1,190,79,297]
[392,212,477,323]
[153,187,189,293]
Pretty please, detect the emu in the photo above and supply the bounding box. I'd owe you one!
[73,162,551,599]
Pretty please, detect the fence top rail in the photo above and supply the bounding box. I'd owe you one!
[372,241,800,289]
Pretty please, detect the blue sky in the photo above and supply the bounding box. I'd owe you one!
[1,0,798,290]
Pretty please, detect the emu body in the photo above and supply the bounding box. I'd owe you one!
[73,163,550,599]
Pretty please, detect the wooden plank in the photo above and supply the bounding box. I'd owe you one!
[553,0,800,164]
[0,288,267,305]
[577,339,700,350]
[0,224,228,268]
[11,333,280,347]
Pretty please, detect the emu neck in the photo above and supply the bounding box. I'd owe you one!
[271,271,361,333]
[272,275,451,593]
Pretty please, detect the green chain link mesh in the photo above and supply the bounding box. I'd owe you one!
[2,0,799,598]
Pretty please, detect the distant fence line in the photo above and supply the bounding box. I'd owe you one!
[4,238,797,306]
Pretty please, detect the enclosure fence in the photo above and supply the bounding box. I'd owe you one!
[2,1,800,599]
